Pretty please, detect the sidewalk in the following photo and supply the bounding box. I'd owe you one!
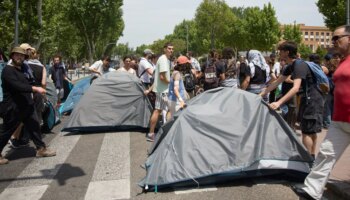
[297,128,350,199]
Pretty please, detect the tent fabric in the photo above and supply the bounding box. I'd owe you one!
[139,87,313,190]
[46,80,58,108]
[62,71,152,132]
[59,76,91,114]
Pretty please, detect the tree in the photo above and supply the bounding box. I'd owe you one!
[60,0,124,63]
[317,0,346,30]
[194,0,237,53]
[315,46,327,60]
[298,44,313,59]
[282,23,302,44]
[242,3,280,51]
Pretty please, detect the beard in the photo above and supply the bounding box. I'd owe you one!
[12,57,24,66]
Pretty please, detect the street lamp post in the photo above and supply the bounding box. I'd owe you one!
[14,0,19,46]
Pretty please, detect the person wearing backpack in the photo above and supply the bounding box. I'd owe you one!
[220,47,239,88]
[200,49,225,91]
[167,56,189,118]
[260,41,324,160]
[242,50,271,102]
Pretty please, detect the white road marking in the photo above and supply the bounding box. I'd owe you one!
[7,134,81,188]
[0,185,48,200]
[175,187,218,194]
[85,132,130,199]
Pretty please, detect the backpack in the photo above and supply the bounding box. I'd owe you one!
[224,59,237,79]
[42,100,59,133]
[204,61,219,89]
[296,60,329,94]
[183,72,195,92]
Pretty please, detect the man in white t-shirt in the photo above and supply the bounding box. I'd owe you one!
[146,43,173,142]
[138,49,154,88]
[89,55,111,77]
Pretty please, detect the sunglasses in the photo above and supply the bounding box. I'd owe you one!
[331,34,350,42]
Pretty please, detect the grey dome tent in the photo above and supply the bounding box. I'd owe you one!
[62,71,152,132]
[139,87,313,190]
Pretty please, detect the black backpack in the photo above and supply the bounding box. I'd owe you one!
[204,61,219,89]
[183,72,195,92]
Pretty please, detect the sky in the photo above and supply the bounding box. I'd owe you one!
[118,0,325,48]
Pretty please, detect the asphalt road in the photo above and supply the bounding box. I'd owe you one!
[0,116,345,200]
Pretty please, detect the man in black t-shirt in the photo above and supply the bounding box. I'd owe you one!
[260,41,324,159]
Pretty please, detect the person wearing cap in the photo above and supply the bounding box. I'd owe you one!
[9,46,48,149]
[0,47,56,165]
[167,56,189,118]
[138,49,154,88]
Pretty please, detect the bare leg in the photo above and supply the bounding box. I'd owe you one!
[149,109,161,134]
[302,133,317,155]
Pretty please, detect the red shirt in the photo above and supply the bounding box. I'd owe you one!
[333,55,350,123]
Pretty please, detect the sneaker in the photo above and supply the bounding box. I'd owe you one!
[0,155,9,165]
[146,133,154,142]
[36,147,56,157]
[291,185,315,200]
[9,139,29,149]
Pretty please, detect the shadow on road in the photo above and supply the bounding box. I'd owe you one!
[0,163,85,186]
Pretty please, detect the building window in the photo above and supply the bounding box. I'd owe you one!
[321,32,324,35]
[310,32,314,35]
[305,32,308,35]
[326,32,330,36]
[305,38,308,41]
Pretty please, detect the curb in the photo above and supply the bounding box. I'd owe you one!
[327,179,350,199]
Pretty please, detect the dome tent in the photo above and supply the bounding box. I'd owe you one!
[62,71,152,133]
[139,87,312,190]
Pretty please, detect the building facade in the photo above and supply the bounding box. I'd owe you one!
[299,24,333,52]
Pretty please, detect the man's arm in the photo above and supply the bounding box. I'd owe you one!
[89,62,101,75]
[42,66,47,89]
[159,72,169,84]
[269,78,301,110]
[240,76,250,90]
[260,75,286,96]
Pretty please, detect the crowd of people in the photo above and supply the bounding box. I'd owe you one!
[0,24,349,200]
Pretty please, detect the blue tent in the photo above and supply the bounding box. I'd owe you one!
[59,76,91,115]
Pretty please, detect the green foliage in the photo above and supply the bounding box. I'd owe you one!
[317,0,346,30]
[194,0,237,53]
[298,44,313,59]
[282,23,302,44]
[0,0,124,64]
[315,46,327,59]
[241,3,280,51]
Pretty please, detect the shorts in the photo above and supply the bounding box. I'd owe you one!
[155,92,168,111]
[56,88,64,100]
[299,92,324,134]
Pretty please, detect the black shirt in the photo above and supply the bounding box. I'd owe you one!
[282,59,314,95]
[1,64,33,109]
